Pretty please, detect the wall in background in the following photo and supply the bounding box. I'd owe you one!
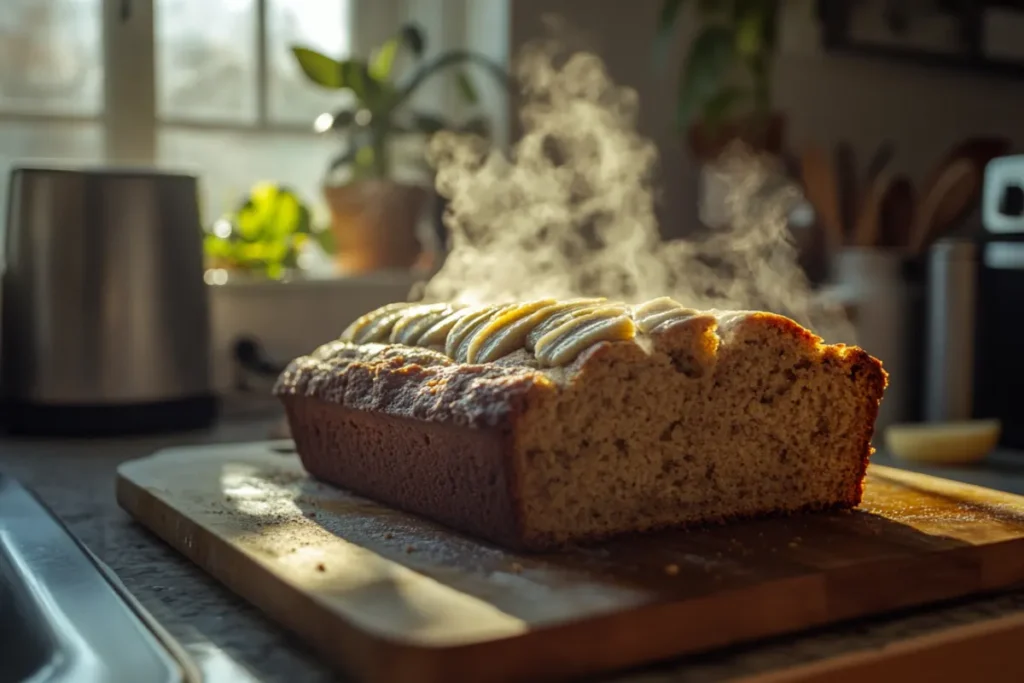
[507,0,693,239]
[778,1,1024,184]
[507,0,1024,235]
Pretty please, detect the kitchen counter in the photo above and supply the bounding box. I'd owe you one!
[3,411,1024,683]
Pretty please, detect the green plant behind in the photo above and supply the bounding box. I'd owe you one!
[292,24,509,183]
[656,0,781,135]
[204,182,319,280]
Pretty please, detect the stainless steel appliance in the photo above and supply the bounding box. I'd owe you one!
[0,473,191,682]
[1,166,216,435]
[923,239,977,424]
[924,155,1024,448]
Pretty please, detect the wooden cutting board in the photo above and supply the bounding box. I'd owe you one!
[117,441,1024,683]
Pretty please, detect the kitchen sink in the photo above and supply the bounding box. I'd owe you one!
[0,550,51,683]
[0,474,192,683]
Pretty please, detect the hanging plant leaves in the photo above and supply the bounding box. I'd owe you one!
[676,25,735,129]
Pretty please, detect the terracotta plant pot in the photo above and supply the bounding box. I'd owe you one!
[323,181,429,274]
[688,112,787,163]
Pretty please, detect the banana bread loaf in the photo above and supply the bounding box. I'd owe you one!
[275,298,887,551]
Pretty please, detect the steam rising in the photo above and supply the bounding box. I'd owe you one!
[420,41,852,342]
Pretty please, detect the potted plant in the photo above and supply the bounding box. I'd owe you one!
[291,24,508,274]
[657,0,785,162]
[203,182,417,396]
[203,181,321,281]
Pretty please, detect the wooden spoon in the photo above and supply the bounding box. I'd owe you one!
[853,160,896,247]
[834,141,858,244]
[929,137,1010,189]
[933,163,981,239]
[917,137,1010,235]
[878,176,915,249]
[909,159,977,255]
[866,141,896,183]
[801,144,845,252]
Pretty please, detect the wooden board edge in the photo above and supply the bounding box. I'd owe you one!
[114,473,442,683]
[870,464,1024,506]
[735,609,1024,683]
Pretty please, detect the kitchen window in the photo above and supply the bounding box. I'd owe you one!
[0,0,507,226]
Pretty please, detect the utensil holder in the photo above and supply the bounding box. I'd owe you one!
[829,248,917,434]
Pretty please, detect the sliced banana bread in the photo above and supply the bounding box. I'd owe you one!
[275,298,887,551]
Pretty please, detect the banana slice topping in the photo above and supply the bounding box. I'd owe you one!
[338,296,690,366]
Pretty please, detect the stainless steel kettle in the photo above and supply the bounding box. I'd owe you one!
[1,165,217,435]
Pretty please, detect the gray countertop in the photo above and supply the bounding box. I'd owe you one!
[3,410,1024,683]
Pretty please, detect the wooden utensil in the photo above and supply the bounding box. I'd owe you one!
[801,145,845,251]
[913,137,1010,250]
[909,159,977,255]
[834,141,858,243]
[118,443,1024,683]
[866,140,896,185]
[878,176,915,249]
[930,137,1010,189]
[933,164,981,236]
[852,163,895,247]
[932,138,1008,233]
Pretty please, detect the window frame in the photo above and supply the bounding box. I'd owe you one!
[0,0,509,161]
[0,0,405,162]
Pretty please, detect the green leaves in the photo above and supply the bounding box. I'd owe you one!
[658,0,780,133]
[369,40,400,83]
[291,47,383,105]
[677,25,735,129]
[733,0,777,59]
[290,24,509,183]
[370,24,427,82]
[291,47,346,89]
[203,183,314,279]
[234,182,311,240]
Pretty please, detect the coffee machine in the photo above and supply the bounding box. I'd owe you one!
[940,155,1024,448]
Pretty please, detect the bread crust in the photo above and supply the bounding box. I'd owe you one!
[276,311,887,551]
[283,396,529,547]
